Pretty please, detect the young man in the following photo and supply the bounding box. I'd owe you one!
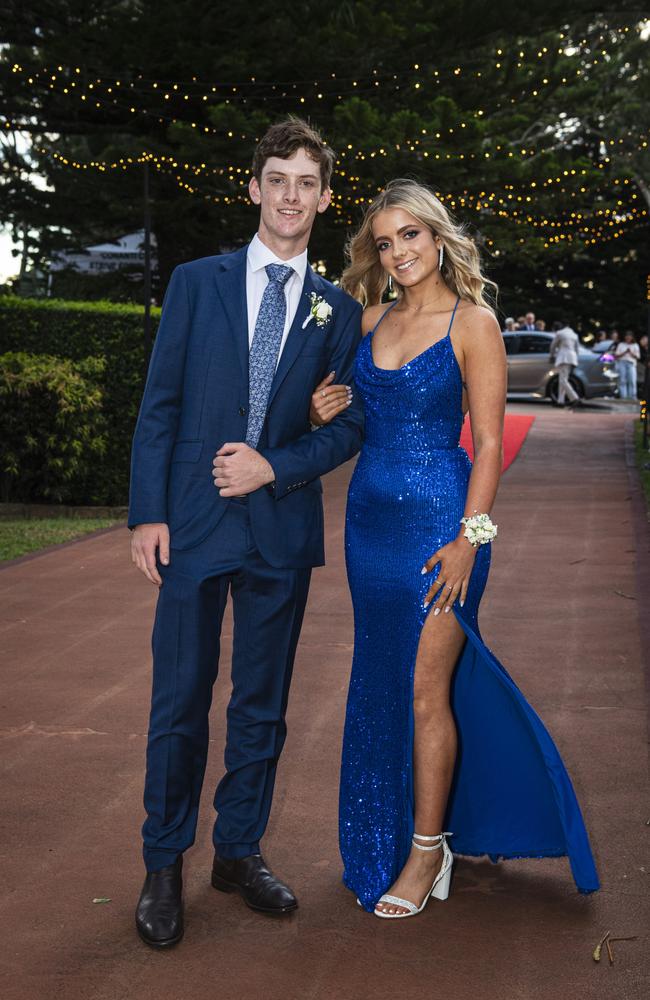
[128,117,363,947]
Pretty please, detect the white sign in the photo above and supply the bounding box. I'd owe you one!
[50,231,158,274]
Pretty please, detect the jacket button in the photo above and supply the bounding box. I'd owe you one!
[238,406,246,416]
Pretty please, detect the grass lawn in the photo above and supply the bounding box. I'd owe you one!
[634,420,650,517]
[0,517,124,562]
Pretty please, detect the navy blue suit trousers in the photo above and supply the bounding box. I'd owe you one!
[143,498,311,870]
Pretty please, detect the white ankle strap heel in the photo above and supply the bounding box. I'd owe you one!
[374,832,454,918]
[411,831,452,851]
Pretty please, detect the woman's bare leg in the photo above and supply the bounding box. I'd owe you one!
[375,609,465,915]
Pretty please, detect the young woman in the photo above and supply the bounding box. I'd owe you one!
[614,331,640,400]
[311,179,599,917]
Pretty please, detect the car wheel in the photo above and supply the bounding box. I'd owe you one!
[547,376,585,404]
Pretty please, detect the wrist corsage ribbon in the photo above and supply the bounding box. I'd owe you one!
[460,512,497,547]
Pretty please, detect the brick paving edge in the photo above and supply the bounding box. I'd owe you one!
[0,521,127,572]
[624,419,650,753]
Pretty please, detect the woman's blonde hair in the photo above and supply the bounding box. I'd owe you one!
[341,178,497,309]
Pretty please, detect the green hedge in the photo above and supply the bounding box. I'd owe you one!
[0,352,107,503]
[0,296,160,504]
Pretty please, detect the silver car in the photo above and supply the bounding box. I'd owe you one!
[502,331,618,402]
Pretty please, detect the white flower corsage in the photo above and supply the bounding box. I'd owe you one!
[302,292,333,329]
[460,512,497,547]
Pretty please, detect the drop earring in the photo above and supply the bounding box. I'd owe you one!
[387,273,393,294]
[438,244,445,271]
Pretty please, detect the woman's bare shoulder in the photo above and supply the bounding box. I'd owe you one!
[362,302,393,337]
[455,302,502,345]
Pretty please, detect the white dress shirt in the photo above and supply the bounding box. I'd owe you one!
[246,233,308,361]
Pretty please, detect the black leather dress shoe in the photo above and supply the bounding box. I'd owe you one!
[135,856,184,947]
[211,852,297,915]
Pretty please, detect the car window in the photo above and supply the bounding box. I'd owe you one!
[502,336,520,355]
[518,335,551,354]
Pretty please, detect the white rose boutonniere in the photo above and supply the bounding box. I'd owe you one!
[302,292,333,329]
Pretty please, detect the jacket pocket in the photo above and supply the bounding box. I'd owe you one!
[171,439,203,463]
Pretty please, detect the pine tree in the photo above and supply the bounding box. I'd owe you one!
[1,1,647,329]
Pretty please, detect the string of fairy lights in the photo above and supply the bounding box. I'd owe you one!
[2,20,648,251]
[5,129,645,248]
[6,36,650,159]
[37,148,647,250]
[4,22,643,118]
[4,19,649,167]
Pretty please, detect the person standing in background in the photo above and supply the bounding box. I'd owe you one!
[549,321,582,408]
[523,311,536,331]
[614,331,640,400]
[638,332,648,366]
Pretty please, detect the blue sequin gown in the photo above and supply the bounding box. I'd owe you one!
[340,300,599,911]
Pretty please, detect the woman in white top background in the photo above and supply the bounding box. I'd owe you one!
[614,331,641,399]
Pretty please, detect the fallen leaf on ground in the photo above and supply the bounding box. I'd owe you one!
[613,589,636,600]
[593,931,610,962]
[92,897,111,904]
[593,932,637,965]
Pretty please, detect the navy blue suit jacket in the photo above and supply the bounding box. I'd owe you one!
[128,245,364,568]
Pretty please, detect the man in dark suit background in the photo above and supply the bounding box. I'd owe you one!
[128,117,363,947]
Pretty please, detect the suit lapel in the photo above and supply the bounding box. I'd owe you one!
[213,245,249,381]
[267,265,322,409]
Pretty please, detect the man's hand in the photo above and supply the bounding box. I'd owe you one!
[131,523,169,586]
[212,442,275,497]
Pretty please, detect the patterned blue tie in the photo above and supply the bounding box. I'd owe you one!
[246,263,294,447]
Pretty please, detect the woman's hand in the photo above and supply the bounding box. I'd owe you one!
[421,535,477,615]
[309,372,352,426]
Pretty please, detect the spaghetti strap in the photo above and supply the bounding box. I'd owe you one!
[371,299,399,335]
[446,296,466,388]
[445,296,461,338]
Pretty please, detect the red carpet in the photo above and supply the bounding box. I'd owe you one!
[460,414,535,473]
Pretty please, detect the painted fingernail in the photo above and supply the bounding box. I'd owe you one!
[420,566,427,575]
[434,608,441,616]
[444,607,450,613]
[423,600,430,609]
[460,600,465,607]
